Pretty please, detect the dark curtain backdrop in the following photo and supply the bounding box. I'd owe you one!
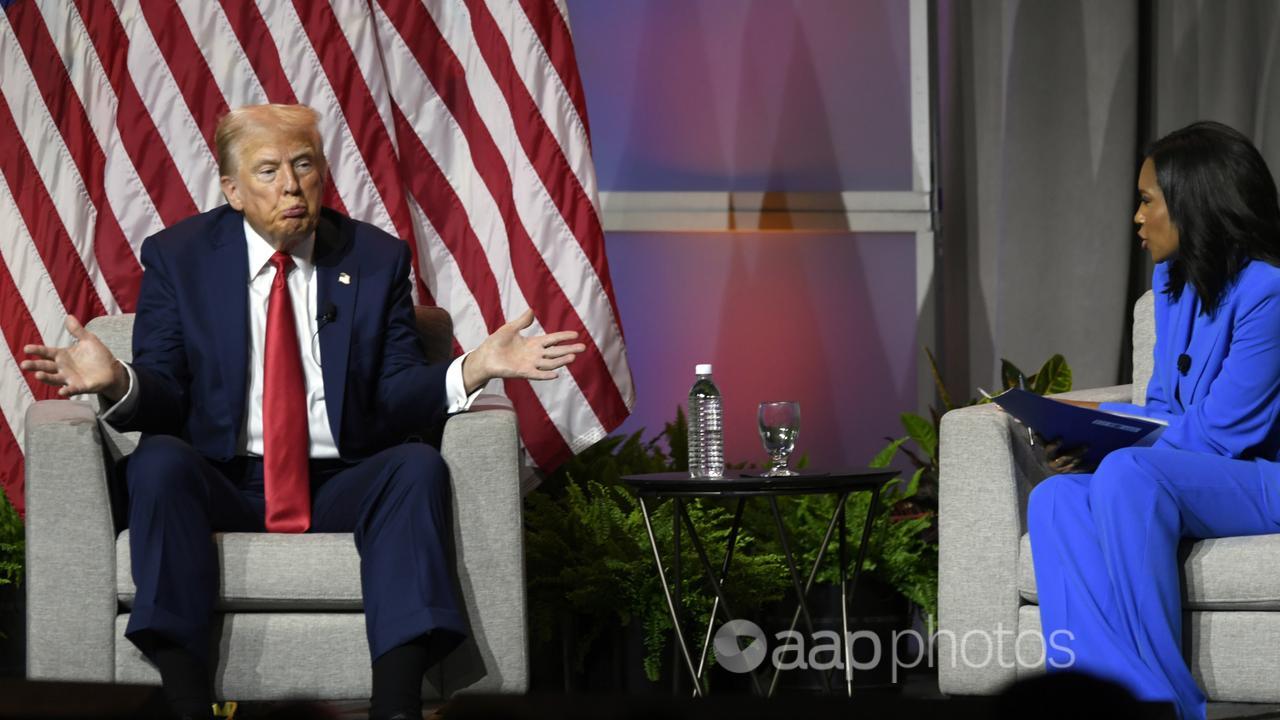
[936,0,1280,401]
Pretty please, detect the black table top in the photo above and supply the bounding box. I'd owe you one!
[619,468,897,497]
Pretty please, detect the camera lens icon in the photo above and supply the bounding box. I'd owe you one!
[714,619,767,673]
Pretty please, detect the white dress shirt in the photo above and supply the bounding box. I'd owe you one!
[104,219,480,457]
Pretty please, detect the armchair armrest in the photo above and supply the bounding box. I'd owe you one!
[23,400,118,681]
[937,382,1135,694]
[937,402,1044,694]
[437,393,527,693]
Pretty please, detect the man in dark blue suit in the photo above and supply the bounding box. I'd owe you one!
[21,104,584,719]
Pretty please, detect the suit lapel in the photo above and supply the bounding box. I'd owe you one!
[1185,295,1230,406]
[207,210,250,431]
[313,213,357,448]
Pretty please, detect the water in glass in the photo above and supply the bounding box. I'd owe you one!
[757,401,800,477]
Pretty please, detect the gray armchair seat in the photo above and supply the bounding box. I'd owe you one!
[23,312,529,701]
[939,290,1280,702]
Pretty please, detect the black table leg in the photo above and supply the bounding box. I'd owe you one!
[766,491,850,697]
[831,485,882,695]
[678,502,765,696]
[637,496,703,696]
[767,496,832,695]
[672,497,682,696]
[693,498,746,688]
[840,498,851,696]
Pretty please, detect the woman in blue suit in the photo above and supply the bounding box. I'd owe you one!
[1029,121,1280,720]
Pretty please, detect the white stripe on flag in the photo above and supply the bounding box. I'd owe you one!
[0,347,35,475]
[117,0,223,211]
[489,0,598,215]
[0,174,73,348]
[405,196,488,352]
[325,0,397,149]
[37,0,164,260]
[427,0,633,423]
[374,2,516,301]
[179,0,269,110]
[424,0,605,451]
[0,14,119,315]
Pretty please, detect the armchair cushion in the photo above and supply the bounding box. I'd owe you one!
[1019,532,1280,610]
[117,532,363,610]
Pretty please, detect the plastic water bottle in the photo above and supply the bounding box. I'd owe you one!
[688,364,725,478]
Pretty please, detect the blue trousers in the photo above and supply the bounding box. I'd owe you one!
[1029,447,1280,720]
[121,435,467,666]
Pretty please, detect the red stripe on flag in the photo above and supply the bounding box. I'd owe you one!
[516,0,592,145]
[379,0,629,439]
[289,0,429,302]
[218,0,297,104]
[137,0,228,157]
[73,0,200,228]
[392,105,505,333]
[0,95,107,324]
[6,1,142,312]
[0,422,24,519]
[0,255,57,403]
[466,0,623,335]
[504,377,571,470]
[393,104,572,468]
[0,201,61,510]
[379,2,576,467]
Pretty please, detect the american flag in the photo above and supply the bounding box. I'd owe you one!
[0,0,634,514]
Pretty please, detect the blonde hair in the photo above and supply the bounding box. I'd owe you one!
[214,104,325,176]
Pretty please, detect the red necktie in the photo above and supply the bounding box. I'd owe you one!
[263,251,310,533]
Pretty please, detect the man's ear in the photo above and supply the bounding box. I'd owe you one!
[221,175,243,211]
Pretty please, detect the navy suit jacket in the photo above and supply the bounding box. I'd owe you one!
[1102,258,1280,463]
[108,205,449,461]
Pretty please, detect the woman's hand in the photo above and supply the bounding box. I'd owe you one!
[1055,398,1101,410]
[1040,437,1094,474]
[1034,398,1099,473]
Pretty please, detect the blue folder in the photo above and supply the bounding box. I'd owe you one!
[991,388,1165,466]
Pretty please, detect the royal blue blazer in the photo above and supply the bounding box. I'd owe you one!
[107,205,449,461]
[1102,259,1280,465]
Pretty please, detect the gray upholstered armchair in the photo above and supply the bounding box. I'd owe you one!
[938,290,1280,701]
[23,310,529,701]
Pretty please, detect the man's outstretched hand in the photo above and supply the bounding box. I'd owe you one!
[21,315,129,401]
[462,309,587,394]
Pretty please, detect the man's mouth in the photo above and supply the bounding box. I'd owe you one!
[282,206,308,219]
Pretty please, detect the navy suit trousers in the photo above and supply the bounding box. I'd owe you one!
[121,435,467,665]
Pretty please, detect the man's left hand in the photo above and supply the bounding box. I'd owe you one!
[462,309,587,394]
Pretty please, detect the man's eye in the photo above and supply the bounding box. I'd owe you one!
[259,168,276,179]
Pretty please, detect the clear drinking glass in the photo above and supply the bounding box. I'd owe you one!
[757,401,801,477]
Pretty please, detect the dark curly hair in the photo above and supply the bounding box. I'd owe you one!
[1148,121,1280,313]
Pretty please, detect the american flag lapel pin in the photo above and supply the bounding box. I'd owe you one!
[338,272,351,285]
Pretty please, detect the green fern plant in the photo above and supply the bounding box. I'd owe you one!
[0,493,23,587]
[867,350,1073,621]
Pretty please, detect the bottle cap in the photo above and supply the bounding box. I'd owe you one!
[695,363,712,375]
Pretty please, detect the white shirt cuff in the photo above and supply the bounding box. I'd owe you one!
[99,361,139,422]
[446,351,484,414]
